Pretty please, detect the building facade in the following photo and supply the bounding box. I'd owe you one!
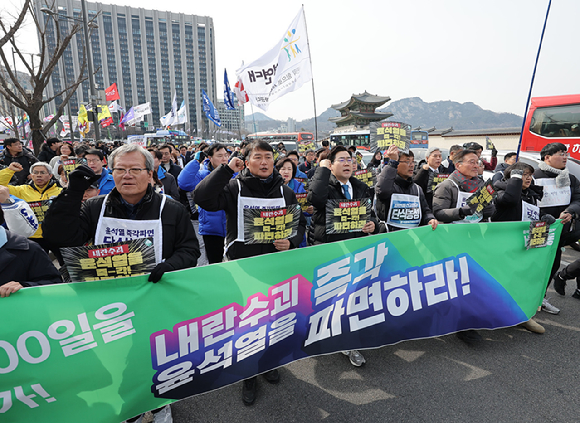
[216,96,244,138]
[34,0,217,135]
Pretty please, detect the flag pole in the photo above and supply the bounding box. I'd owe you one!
[516,0,551,159]
[302,4,318,142]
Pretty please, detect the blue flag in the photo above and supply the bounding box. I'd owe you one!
[120,107,134,124]
[202,89,221,127]
[224,69,235,110]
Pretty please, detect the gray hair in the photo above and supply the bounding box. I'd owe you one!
[30,162,52,174]
[109,143,154,171]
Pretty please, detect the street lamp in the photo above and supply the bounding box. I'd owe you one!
[41,4,100,141]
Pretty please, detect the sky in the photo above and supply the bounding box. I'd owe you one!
[5,0,580,122]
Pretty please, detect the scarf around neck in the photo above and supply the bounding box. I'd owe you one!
[450,170,479,193]
[538,161,570,187]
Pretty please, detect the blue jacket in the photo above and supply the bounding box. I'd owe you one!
[97,168,115,195]
[287,178,306,193]
[179,159,227,237]
[295,168,307,179]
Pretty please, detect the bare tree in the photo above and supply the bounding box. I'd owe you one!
[0,0,96,154]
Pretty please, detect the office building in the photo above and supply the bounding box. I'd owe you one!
[34,0,217,135]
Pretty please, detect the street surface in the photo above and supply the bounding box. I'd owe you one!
[149,247,580,423]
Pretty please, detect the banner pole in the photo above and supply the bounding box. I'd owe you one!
[302,5,318,143]
[516,0,552,159]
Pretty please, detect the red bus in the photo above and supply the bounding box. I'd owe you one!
[521,94,580,159]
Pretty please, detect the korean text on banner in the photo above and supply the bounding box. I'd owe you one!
[235,7,312,111]
[0,222,562,423]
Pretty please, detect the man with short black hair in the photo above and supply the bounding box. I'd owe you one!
[38,138,62,163]
[85,148,115,195]
[0,138,38,184]
[299,149,315,174]
[463,142,497,171]
[158,144,182,181]
[534,142,580,312]
[440,144,463,174]
[194,139,306,406]
[377,145,438,232]
[307,145,379,367]
[492,152,518,184]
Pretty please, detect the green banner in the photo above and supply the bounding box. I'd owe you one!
[0,222,561,422]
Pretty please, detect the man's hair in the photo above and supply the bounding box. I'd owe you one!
[75,145,90,157]
[46,137,60,147]
[109,144,154,171]
[275,157,297,179]
[3,138,20,147]
[449,145,463,154]
[540,142,567,161]
[504,162,534,179]
[286,150,299,159]
[85,148,104,161]
[158,143,172,152]
[504,152,517,161]
[245,140,273,159]
[329,145,351,163]
[30,162,52,175]
[463,142,483,151]
[179,145,187,150]
[399,150,415,160]
[453,149,479,163]
[318,150,330,162]
[347,146,357,152]
[207,143,227,157]
[148,149,163,160]
[305,149,314,155]
[322,140,329,147]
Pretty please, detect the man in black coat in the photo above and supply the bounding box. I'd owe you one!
[533,142,580,312]
[306,145,379,368]
[376,145,438,232]
[194,140,306,406]
[42,143,200,282]
[158,144,182,181]
[0,138,38,185]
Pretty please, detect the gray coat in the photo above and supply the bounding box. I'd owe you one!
[432,176,495,223]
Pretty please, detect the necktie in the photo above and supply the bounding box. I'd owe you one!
[342,184,351,199]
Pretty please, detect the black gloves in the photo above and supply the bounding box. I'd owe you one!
[491,146,498,157]
[148,262,173,283]
[68,165,100,193]
[541,214,557,225]
[459,205,475,218]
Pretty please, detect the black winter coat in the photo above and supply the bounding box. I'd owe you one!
[42,185,200,271]
[307,166,379,243]
[0,149,38,185]
[193,165,306,260]
[492,177,543,222]
[376,162,435,231]
[0,230,62,286]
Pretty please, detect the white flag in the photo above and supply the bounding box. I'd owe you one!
[235,7,312,111]
[177,101,187,124]
[109,101,119,113]
[134,102,152,120]
[160,111,172,127]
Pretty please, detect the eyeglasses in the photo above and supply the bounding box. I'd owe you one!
[523,173,533,178]
[86,158,101,164]
[335,158,353,164]
[112,168,148,176]
[552,152,569,157]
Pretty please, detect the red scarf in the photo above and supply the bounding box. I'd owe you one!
[450,170,479,193]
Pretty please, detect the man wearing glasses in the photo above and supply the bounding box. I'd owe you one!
[307,145,379,367]
[43,143,200,287]
[533,142,580,312]
[375,145,438,233]
[84,148,115,195]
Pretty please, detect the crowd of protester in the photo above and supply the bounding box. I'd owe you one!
[0,134,577,421]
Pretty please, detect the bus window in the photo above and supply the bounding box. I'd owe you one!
[529,104,580,138]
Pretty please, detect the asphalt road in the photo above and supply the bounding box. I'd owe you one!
[156,247,580,423]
